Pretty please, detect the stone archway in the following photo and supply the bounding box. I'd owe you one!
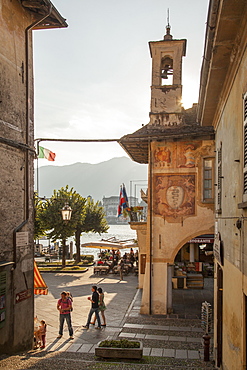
[170,231,214,318]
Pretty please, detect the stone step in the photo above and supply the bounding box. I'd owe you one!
[123,323,203,333]
[119,331,203,343]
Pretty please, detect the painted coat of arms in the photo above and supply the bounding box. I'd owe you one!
[154,174,196,218]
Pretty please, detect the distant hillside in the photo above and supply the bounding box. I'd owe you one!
[35,156,148,201]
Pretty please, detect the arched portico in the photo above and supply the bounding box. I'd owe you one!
[170,228,215,263]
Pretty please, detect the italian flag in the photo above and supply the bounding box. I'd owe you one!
[38,146,56,161]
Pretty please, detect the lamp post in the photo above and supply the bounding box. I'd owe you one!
[61,202,72,267]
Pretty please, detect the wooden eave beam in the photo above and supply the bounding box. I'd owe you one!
[21,0,68,28]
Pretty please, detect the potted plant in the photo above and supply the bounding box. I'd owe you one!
[123,206,143,222]
[95,338,143,359]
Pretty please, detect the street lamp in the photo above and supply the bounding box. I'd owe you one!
[61,202,72,267]
[61,202,72,221]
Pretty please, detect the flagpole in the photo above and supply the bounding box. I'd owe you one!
[36,141,40,196]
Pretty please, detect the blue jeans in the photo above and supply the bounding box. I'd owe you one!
[59,313,73,336]
[86,307,101,327]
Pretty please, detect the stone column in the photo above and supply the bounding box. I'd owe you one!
[167,264,173,313]
[190,243,195,262]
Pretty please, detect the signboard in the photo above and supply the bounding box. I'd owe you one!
[213,232,223,265]
[189,237,214,244]
[15,289,31,304]
[16,232,29,247]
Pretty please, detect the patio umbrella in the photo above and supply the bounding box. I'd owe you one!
[80,241,137,250]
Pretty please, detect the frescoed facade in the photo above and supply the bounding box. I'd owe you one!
[120,23,215,315]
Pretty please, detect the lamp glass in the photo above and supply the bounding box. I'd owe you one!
[61,203,72,221]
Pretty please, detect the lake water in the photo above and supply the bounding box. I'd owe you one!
[38,224,137,259]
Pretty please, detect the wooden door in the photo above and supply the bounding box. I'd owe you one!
[216,264,223,367]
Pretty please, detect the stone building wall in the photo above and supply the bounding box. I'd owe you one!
[0,1,36,353]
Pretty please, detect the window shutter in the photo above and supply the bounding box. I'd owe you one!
[216,144,222,212]
[244,93,247,195]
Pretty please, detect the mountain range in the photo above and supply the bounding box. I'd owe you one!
[35,156,148,202]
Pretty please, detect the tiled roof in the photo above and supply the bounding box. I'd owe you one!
[119,123,214,164]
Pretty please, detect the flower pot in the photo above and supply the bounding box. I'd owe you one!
[95,340,143,359]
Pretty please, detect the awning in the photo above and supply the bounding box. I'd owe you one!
[34,261,48,295]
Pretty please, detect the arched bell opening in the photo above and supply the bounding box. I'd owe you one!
[160,56,173,85]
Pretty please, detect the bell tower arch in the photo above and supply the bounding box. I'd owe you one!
[149,23,186,126]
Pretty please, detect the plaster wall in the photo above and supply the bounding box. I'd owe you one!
[214,44,247,265]
[213,33,247,369]
[220,259,244,370]
[0,0,35,353]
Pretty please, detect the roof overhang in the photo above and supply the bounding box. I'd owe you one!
[149,39,187,58]
[20,0,68,29]
[119,124,215,164]
[197,0,247,126]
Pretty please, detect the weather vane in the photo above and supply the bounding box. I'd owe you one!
[164,8,172,39]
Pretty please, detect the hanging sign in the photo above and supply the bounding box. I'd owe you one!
[15,289,31,304]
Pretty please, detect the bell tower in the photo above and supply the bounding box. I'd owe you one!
[149,20,186,127]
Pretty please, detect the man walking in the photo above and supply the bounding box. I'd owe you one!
[118,259,125,281]
[83,285,101,329]
[57,291,74,339]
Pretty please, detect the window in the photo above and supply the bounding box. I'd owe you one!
[203,158,214,202]
[243,92,247,200]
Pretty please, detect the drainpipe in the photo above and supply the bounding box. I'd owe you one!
[149,141,153,314]
[13,4,52,268]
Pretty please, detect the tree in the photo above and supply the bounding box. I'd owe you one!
[34,193,47,240]
[39,186,86,267]
[74,198,109,263]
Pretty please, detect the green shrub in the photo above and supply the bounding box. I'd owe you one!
[82,254,94,263]
[72,254,94,263]
[99,339,140,348]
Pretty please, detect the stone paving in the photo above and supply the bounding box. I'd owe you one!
[0,267,216,369]
[33,268,214,363]
[34,268,138,347]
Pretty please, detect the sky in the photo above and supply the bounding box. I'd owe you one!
[33,0,209,166]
